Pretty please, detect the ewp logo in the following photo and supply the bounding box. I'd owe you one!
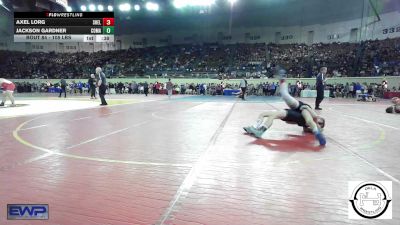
[7,204,49,220]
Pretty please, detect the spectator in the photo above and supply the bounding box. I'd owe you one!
[0,78,16,107]
[88,74,97,99]
[166,78,173,100]
[1,37,399,80]
[144,82,149,96]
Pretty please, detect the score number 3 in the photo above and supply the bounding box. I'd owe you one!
[103,18,114,26]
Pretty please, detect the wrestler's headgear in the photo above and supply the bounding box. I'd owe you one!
[317,117,325,128]
[392,97,400,105]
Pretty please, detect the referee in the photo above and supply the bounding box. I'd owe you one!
[240,77,248,100]
[59,77,67,98]
[315,67,327,110]
[96,67,108,106]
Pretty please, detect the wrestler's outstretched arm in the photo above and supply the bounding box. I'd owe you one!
[301,110,319,133]
[301,109,326,145]
[300,105,324,127]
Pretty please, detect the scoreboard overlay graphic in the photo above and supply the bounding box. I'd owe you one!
[14,12,114,43]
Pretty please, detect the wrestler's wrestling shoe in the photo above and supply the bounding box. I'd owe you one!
[244,126,259,136]
[244,126,259,135]
[243,126,253,134]
[314,131,326,146]
[252,127,267,139]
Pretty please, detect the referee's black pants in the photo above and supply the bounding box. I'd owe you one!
[90,87,96,98]
[315,86,324,109]
[59,85,66,98]
[99,85,108,105]
[241,87,247,100]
